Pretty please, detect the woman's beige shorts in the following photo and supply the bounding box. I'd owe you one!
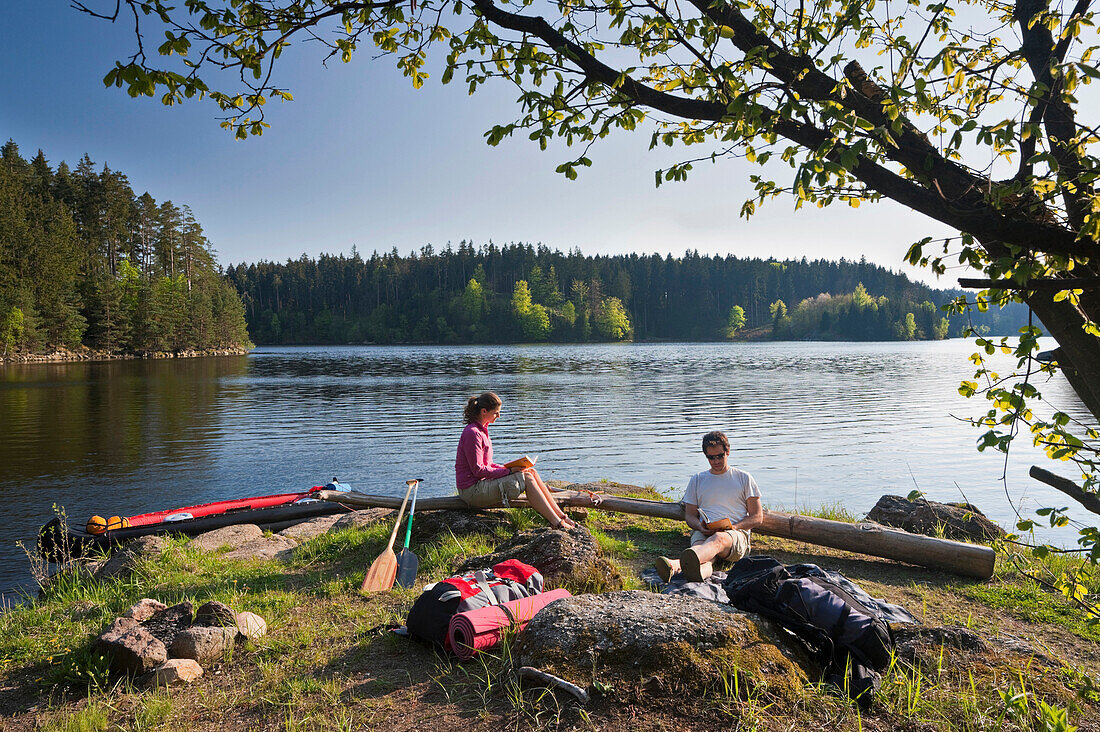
[458,473,526,508]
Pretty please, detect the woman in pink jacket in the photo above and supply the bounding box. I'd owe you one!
[455,392,576,529]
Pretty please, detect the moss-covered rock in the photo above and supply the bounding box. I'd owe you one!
[515,591,809,700]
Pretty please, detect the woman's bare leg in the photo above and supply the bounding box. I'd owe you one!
[522,470,574,528]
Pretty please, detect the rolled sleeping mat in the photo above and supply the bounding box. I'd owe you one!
[447,588,572,660]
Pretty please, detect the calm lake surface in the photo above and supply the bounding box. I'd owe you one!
[1,341,1095,602]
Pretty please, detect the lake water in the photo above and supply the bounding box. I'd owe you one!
[1,341,1095,602]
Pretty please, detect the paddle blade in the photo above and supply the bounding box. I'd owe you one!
[395,549,419,588]
[361,550,398,593]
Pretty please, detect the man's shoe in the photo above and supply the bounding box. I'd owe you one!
[655,556,675,583]
[679,547,713,583]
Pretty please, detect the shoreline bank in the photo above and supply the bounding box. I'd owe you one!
[0,346,252,365]
[1,484,1097,730]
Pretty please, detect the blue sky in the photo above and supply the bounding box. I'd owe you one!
[3,2,960,286]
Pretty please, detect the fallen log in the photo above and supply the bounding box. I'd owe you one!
[318,489,996,579]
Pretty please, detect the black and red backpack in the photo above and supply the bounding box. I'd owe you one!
[406,559,543,650]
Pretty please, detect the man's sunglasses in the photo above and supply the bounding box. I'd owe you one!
[704,452,727,461]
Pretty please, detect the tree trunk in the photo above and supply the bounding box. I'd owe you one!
[317,490,996,579]
[1025,294,1100,421]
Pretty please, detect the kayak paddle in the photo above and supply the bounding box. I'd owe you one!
[395,479,422,588]
[361,479,416,593]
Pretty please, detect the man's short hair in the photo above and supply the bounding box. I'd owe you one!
[702,431,729,453]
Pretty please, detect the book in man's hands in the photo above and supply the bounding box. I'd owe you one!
[503,455,538,470]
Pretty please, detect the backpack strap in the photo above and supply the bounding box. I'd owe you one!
[474,571,500,606]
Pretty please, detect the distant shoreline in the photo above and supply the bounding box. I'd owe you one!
[0,346,252,365]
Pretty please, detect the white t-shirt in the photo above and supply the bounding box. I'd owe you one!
[683,467,761,529]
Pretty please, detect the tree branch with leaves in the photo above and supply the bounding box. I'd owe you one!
[74,0,1100,554]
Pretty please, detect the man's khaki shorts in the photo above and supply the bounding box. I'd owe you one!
[458,473,525,508]
[690,528,751,562]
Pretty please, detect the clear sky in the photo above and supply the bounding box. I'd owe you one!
[3,3,963,287]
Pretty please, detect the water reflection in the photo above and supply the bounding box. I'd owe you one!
[1,342,1094,601]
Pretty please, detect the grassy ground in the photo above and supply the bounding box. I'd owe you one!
[2,483,1099,731]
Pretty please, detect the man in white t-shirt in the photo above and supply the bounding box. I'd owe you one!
[656,430,763,583]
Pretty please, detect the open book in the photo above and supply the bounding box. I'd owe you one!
[503,455,538,470]
[698,508,734,532]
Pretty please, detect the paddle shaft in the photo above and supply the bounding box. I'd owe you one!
[383,481,416,553]
[402,482,419,550]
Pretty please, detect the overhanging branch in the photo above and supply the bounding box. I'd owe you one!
[1030,465,1100,516]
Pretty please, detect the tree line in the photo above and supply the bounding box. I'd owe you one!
[226,244,1025,345]
[0,139,252,356]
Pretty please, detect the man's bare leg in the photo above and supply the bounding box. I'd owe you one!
[657,533,733,581]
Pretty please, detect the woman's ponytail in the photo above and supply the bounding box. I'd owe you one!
[463,392,502,423]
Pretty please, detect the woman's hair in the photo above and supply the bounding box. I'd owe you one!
[702,430,729,453]
[464,392,502,424]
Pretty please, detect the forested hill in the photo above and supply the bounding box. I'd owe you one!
[226,244,1026,345]
[0,140,251,357]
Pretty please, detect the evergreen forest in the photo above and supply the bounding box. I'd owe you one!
[0,140,252,357]
[2,137,1027,354]
[226,244,1026,345]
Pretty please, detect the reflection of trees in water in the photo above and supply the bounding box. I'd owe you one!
[0,356,250,484]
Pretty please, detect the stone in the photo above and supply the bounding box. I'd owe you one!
[143,659,203,687]
[95,620,167,676]
[189,524,263,552]
[459,526,623,590]
[892,625,1056,672]
[169,626,239,663]
[893,625,986,670]
[195,600,237,628]
[329,508,394,532]
[220,534,298,562]
[128,535,169,555]
[92,547,145,581]
[102,617,140,635]
[236,611,267,639]
[515,591,809,697]
[143,601,193,649]
[277,514,343,541]
[412,510,512,542]
[123,598,168,622]
[866,495,1007,542]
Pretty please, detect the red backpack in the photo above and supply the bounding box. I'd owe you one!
[406,559,543,650]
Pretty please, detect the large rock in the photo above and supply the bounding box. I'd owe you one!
[95,619,168,676]
[195,600,237,628]
[866,495,1006,542]
[413,510,512,542]
[329,508,393,532]
[143,659,203,687]
[189,524,263,552]
[91,536,165,581]
[515,591,808,697]
[220,534,298,562]
[458,526,622,590]
[123,598,167,622]
[277,514,343,541]
[143,601,193,649]
[169,626,239,663]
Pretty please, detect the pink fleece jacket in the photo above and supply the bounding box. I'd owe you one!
[455,421,511,490]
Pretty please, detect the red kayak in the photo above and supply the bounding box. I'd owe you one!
[39,483,354,561]
[124,490,318,527]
